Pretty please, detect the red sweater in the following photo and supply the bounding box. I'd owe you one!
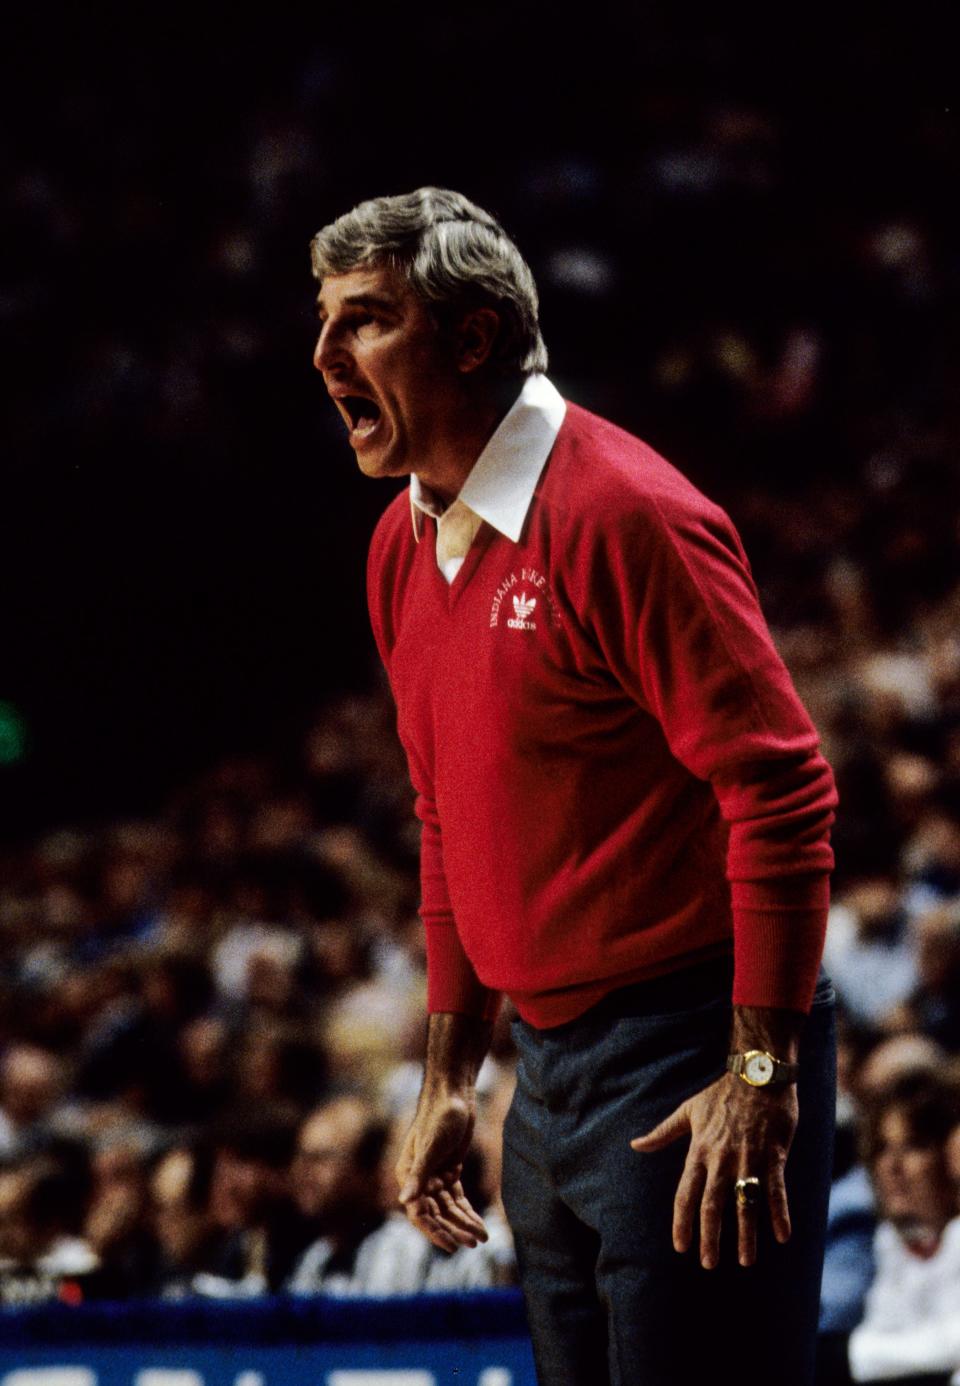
[367,403,837,1028]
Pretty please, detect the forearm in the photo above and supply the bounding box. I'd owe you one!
[399,1012,494,1249]
[421,1011,493,1099]
[730,1004,806,1063]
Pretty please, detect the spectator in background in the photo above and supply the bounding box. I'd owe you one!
[149,1141,220,1299]
[0,1148,98,1305]
[83,1136,159,1298]
[0,1046,66,1160]
[822,879,917,1031]
[286,1095,392,1295]
[892,896,960,1053]
[73,949,214,1128]
[287,1094,515,1296]
[193,1114,308,1298]
[844,1072,960,1385]
[174,1017,233,1126]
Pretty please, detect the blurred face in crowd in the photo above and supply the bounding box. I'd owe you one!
[0,1046,62,1127]
[151,1149,212,1266]
[209,1148,285,1232]
[292,1099,374,1223]
[872,1106,956,1235]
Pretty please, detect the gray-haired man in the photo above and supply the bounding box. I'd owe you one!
[310,187,837,1385]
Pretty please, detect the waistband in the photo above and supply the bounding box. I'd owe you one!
[514,953,736,1040]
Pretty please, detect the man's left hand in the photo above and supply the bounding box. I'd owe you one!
[630,1074,798,1269]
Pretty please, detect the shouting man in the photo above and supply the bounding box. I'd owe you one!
[310,187,837,1386]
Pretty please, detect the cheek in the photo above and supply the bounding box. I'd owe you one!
[903,1150,941,1183]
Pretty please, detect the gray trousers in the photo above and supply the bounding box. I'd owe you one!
[501,958,836,1386]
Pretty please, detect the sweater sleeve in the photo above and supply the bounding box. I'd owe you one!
[589,490,837,1012]
[367,507,499,1022]
[415,785,500,1019]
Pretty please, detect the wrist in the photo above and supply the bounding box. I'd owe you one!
[726,1049,800,1088]
[730,1004,803,1064]
[422,1012,491,1097]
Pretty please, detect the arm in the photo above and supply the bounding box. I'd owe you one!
[613,496,835,1264]
[396,1011,493,1252]
[367,511,499,1249]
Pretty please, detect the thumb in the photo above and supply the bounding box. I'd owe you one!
[398,1163,426,1204]
[399,1142,443,1204]
[630,1102,691,1151]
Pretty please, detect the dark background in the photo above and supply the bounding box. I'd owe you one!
[3,3,958,841]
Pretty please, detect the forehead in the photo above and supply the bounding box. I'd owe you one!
[300,1104,363,1151]
[316,263,414,314]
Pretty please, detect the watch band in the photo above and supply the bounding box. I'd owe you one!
[726,1049,800,1087]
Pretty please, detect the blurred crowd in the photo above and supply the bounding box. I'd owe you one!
[0,692,517,1305]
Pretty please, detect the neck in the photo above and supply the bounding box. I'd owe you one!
[415,374,523,506]
[895,1218,948,1258]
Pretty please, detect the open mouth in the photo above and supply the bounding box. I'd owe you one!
[340,395,382,441]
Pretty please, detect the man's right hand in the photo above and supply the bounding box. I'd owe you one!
[396,1011,493,1253]
[396,1088,489,1252]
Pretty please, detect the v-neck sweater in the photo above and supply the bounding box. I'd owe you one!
[368,402,837,1028]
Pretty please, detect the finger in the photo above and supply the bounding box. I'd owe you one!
[736,1179,759,1268]
[630,1103,691,1151]
[403,1199,460,1254]
[407,1196,468,1254]
[419,1217,461,1254]
[672,1155,706,1254]
[413,1188,486,1248]
[767,1148,791,1245]
[439,1183,489,1240]
[435,1187,487,1242]
[699,1172,726,1270]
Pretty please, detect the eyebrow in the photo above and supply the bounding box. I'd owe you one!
[316,292,400,318]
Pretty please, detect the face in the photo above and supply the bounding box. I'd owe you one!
[872,1107,956,1230]
[313,264,465,486]
[209,1150,280,1230]
[151,1150,212,1264]
[292,1103,369,1221]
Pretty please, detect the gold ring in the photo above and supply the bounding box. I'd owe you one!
[735,1176,761,1208]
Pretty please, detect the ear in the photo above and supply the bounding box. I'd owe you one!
[454,307,501,374]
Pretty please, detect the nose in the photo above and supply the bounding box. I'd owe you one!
[313,320,348,375]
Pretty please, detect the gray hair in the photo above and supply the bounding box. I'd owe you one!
[310,187,548,376]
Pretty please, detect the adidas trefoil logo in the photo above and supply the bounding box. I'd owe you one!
[507,591,537,631]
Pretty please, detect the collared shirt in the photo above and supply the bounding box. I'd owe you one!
[409,373,567,582]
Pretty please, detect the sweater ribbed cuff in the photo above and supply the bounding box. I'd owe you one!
[731,877,830,1013]
[424,920,500,1021]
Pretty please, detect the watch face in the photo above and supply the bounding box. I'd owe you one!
[744,1052,774,1085]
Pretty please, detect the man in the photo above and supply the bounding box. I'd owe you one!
[193,1115,308,1296]
[287,1095,392,1294]
[287,1094,512,1295]
[311,187,838,1384]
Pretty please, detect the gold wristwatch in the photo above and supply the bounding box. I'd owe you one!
[726,1050,799,1088]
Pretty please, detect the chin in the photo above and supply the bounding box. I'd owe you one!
[355,451,407,481]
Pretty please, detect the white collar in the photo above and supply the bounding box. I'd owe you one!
[409,374,566,543]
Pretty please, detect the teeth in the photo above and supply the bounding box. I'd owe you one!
[353,416,378,438]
